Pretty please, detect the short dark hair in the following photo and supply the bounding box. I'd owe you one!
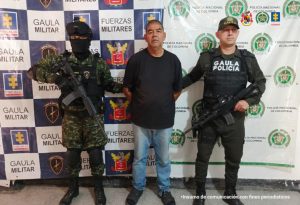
[145,20,164,32]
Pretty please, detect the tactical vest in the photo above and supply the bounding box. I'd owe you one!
[61,53,105,111]
[203,49,249,107]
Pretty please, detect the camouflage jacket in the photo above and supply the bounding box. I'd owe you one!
[33,52,122,94]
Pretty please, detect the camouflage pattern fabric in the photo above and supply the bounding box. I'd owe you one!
[35,52,122,93]
[30,52,122,150]
[62,112,107,150]
[91,164,105,177]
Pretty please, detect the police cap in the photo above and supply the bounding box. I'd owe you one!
[218,16,239,31]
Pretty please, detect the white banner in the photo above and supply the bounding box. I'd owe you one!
[0,0,299,181]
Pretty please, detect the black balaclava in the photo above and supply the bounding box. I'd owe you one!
[66,17,93,60]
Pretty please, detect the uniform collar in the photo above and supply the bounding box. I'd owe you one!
[69,52,93,65]
[215,46,241,58]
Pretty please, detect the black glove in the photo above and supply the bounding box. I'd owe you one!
[54,75,73,93]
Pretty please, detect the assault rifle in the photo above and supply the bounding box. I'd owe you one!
[59,54,95,115]
[56,52,106,136]
[184,83,259,136]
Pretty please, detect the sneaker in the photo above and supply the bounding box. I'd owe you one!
[126,188,143,205]
[160,191,176,205]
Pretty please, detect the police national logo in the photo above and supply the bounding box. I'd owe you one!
[168,0,190,18]
[268,129,290,148]
[170,129,185,146]
[195,33,216,53]
[283,0,300,18]
[251,33,272,54]
[246,101,265,118]
[225,0,248,17]
[274,66,296,87]
[49,156,63,175]
[256,12,269,24]
[44,102,60,124]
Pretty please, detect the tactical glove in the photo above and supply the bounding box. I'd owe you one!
[54,75,74,93]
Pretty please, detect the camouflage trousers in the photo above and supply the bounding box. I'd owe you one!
[62,110,108,150]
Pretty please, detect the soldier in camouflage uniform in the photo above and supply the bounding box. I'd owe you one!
[28,18,122,205]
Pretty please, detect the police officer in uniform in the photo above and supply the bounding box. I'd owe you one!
[182,17,266,205]
[28,18,122,205]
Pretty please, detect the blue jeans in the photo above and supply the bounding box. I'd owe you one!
[132,123,172,193]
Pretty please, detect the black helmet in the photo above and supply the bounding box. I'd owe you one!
[66,17,93,39]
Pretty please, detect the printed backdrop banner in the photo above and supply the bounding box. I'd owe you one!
[0,0,299,181]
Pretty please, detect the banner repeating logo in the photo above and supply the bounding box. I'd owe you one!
[41,44,57,59]
[73,13,91,27]
[170,129,185,146]
[195,33,217,53]
[104,97,131,124]
[3,73,23,97]
[10,130,30,152]
[241,11,253,26]
[109,98,130,121]
[168,0,190,18]
[49,155,63,175]
[143,12,161,32]
[106,42,128,66]
[105,150,134,175]
[246,101,265,118]
[274,66,296,87]
[0,11,18,37]
[44,102,60,124]
[271,12,281,25]
[225,0,248,17]
[104,0,128,6]
[283,0,300,18]
[40,0,52,8]
[268,129,291,148]
[256,12,269,24]
[251,33,272,54]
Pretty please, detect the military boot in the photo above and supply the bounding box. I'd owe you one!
[193,182,206,205]
[94,177,106,205]
[223,185,244,205]
[59,178,79,205]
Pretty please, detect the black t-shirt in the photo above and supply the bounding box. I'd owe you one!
[123,49,182,129]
